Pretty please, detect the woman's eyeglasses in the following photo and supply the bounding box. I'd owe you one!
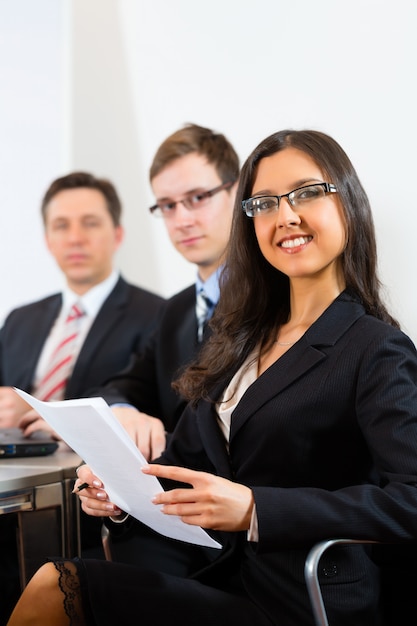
[242,182,337,218]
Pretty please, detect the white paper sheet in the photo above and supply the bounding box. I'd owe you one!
[14,388,221,549]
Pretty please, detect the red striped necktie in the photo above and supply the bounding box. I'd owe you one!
[34,302,85,401]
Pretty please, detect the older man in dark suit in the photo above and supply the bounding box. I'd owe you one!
[0,171,164,626]
[0,171,164,433]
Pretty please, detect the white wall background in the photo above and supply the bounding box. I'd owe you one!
[0,0,67,320]
[1,0,416,341]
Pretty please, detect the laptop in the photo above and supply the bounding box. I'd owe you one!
[0,428,59,458]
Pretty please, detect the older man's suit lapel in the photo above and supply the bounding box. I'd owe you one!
[229,292,366,441]
[65,277,128,397]
[22,296,62,392]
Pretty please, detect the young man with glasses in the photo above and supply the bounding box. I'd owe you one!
[89,123,239,574]
[99,123,239,459]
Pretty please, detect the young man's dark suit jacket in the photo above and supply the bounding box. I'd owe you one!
[97,283,200,432]
[0,276,165,397]
[152,291,417,626]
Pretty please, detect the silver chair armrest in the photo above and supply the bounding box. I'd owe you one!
[101,523,113,561]
[304,538,379,626]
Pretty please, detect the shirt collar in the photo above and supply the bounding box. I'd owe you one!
[62,270,119,318]
[195,265,223,306]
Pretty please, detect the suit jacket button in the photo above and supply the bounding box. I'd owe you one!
[321,563,338,577]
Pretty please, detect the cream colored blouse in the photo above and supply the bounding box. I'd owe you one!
[216,351,260,541]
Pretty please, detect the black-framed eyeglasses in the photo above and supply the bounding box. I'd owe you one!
[241,182,337,218]
[149,180,236,218]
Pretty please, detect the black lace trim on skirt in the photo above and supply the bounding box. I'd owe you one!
[49,558,95,626]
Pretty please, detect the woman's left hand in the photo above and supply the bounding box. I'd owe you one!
[143,464,254,532]
[73,465,124,518]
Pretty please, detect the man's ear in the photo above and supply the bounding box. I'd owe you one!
[114,224,125,249]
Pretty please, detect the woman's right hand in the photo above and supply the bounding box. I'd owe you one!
[73,465,123,518]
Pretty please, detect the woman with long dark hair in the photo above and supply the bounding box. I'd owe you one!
[7,130,417,626]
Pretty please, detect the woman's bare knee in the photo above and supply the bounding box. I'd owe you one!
[7,562,69,625]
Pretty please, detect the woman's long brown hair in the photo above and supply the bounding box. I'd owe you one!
[174,129,399,405]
